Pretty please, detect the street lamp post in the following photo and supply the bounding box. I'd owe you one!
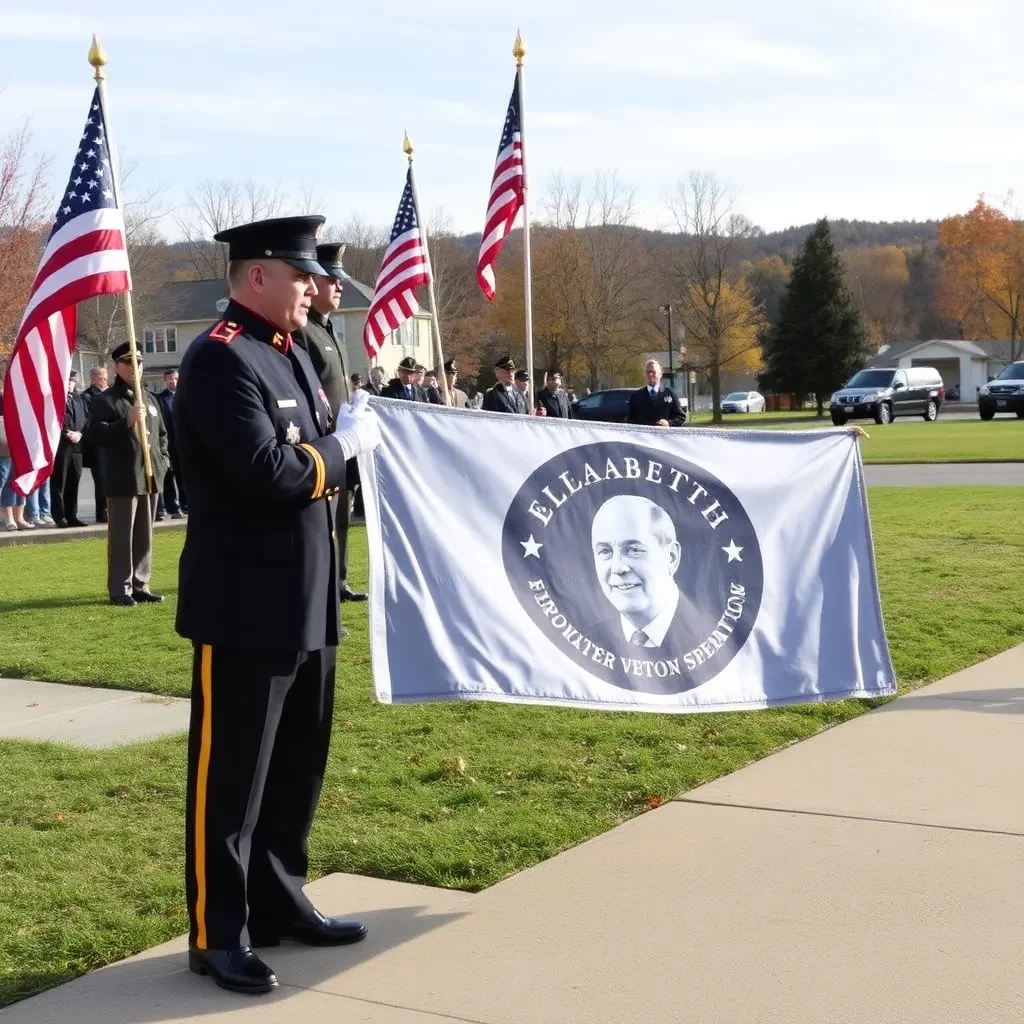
[660,303,674,387]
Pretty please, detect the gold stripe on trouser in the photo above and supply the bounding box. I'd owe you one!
[194,644,214,949]
[298,443,325,499]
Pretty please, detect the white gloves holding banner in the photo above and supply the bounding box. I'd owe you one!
[331,389,381,460]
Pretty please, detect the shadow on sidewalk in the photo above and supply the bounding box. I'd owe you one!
[3,904,467,1022]
[885,687,1024,715]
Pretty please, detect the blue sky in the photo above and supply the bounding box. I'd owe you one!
[1,0,1022,238]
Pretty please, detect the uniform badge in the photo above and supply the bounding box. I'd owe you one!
[285,421,301,444]
[318,388,331,414]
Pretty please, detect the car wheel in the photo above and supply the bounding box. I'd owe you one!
[831,414,847,426]
[923,400,938,422]
[873,402,892,425]
[979,407,995,421]
[1017,411,1024,419]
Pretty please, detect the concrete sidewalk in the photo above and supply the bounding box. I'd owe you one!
[3,646,1022,1023]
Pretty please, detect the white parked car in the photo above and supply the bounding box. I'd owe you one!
[721,391,766,414]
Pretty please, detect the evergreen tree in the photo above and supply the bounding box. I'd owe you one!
[760,218,868,414]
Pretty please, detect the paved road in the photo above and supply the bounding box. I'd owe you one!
[862,463,1024,486]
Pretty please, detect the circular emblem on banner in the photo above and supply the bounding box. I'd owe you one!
[501,441,764,694]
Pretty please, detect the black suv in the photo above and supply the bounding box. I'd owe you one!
[830,366,945,426]
[571,387,689,424]
[978,361,1024,419]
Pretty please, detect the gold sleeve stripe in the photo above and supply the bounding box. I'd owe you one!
[298,442,325,499]
[193,644,214,950]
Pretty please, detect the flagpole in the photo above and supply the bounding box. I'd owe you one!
[403,133,452,406]
[88,36,154,492]
[514,30,535,412]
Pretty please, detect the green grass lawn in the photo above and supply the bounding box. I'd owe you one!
[2,491,1023,1006]
[689,412,1023,462]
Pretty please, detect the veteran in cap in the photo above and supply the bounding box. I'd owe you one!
[482,355,528,414]
[173,216,381,995]
[383,355,429,401]
[444,358,470,409]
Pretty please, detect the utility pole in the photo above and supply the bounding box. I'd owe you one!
[660,303,674,388]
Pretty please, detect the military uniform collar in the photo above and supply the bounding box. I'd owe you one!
[224,299,293,354]
[306,308,329,328]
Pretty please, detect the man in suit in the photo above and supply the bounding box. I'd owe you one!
[86,344,169,603]
[383,356,428,401]
[174,216,381,996]
[364,366,386,397]
[626,359,686,427]
[157,369,186,519]
[444,359,470,409]
[81,364,109,523]
[482,355,527,414]
[423,369,443,405]
[536,370,573,419]
[292,242,366,604]
[51,370,88,527]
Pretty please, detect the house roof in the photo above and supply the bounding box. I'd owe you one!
[338,278,372,311]
[867,339,1016,366]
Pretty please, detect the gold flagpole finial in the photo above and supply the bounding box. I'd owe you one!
[88,35,107,81]
[403,131,414,162]
[513,30,525,64]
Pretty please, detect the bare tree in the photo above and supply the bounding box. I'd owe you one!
[175,178,287,280]
[423,206,473,353]
[326,214,388,286]
[667,172,765,421]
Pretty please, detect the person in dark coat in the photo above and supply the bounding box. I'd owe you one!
[444,359,470,409]
[292,242,366,603]
[383,356,428,401]
[536,370,573,419]
[423,369,443,405]
[482,355,527,414]
[157,368,187,518]
[85,344,169,604]
[51,370,88,527]
[364,366,386,396]
[173,216,380,997]
[626,359,687,427]
[80,364,109,522]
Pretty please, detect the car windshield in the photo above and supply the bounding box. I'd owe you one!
[995,363,1024,380]
[724,392,749,401]
[846,370,895,388]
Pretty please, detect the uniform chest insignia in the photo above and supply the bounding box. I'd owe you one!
[148,404,158,416]
[209,320,242,344]
[317,388,331,413]
[285,421,301,444]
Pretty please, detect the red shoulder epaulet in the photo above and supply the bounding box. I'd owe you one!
[209,320,242,344]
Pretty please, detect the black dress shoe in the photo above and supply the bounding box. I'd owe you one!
[250,911,367,947]
[131,590,164,603]
[339,586,368,603]
[53,519,67,529]
[188,946,278,994]
[66,519,88,528]
[110,595,137,607]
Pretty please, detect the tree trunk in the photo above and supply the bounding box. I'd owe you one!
[711,363,722,424]
[816,394,825,417]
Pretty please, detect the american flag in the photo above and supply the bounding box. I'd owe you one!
[363,168,430,359]
[476,75,524,301]
[1,87,130,496]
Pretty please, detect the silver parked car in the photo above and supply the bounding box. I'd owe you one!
[721,390,766,414]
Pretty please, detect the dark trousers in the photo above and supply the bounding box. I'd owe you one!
[88,457,107,522]
[106,493,156,600]
[335,490,350,588]
[51,442,82,523]
[185,644,336,950]
[163,458,187,515]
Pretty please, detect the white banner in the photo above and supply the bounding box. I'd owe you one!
[360,401,895,713]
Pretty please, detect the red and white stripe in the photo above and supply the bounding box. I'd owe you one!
[476,133,524,301]
[2,207,130,495]
[363,227,430,359]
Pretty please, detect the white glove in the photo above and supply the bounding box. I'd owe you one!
[331,388,381,460]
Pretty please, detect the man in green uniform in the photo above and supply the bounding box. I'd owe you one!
[293,244,366,603]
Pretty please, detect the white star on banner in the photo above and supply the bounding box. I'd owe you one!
[722,540,744,563]
[520,535,543,558]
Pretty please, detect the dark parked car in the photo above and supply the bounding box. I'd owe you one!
[829,366,944,426]
[978,361,1024,419]
[571,387,689,425]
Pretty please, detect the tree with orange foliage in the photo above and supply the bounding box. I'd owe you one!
[0,121,50,364]
[938,199,1024,359]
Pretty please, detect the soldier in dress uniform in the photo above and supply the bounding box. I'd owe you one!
[85,343,168,604]
[444,358,470,409]
[383,356,428,401]
[482,355,527,414]
[173,216,381,995]
[292,243,366,603]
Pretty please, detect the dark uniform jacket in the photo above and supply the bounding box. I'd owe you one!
[80,383,104,468]
[536,386,572,419]
[626,385,687,427]
[424,386,442,405]
[86,377,169,496]
[482,381,527,414]
[61,391,87,444]
[173,300,349,652]
[364,379,383,397]
[383,378,428,402]
[292,310,349,419]
[157,388,179,457]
